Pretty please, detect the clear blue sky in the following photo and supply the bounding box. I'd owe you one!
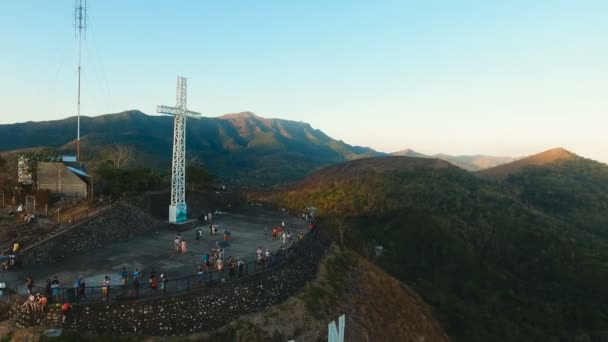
[1,1,606,162]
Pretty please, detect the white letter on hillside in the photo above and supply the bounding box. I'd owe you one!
[328,314,346,342]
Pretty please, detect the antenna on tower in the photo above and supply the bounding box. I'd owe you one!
[74,0,87,162]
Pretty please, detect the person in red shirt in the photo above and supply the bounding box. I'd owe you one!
[61,302,71,323]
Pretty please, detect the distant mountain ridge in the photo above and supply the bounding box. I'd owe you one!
[478,147,578,180]
[390,148,518,171]
[0,110,380,186]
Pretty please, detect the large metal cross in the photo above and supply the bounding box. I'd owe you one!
[157,76,201,223]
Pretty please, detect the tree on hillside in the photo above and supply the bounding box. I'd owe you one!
[324,188,353,246]
[100,145,135,168]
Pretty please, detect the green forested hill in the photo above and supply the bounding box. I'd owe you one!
[263,154,608,341]
[0,110,380,186]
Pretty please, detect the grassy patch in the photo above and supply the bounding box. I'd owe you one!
[302,247,357,317]
[0,332,13,342]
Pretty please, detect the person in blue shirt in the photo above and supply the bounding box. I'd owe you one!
[197,267,204,286]
[121,267,127,286]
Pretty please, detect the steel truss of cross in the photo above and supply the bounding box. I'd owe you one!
[157,76,201,223]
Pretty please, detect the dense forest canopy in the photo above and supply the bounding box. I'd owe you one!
[263,156,608,341]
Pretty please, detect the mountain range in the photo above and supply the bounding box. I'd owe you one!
[0,110,530,186]
[0,110,380,186]
[391,149,519,171]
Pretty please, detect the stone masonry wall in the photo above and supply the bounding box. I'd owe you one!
[18,203,163,266]
[11,230,330,336]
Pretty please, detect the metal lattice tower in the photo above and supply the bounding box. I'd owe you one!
[157,77,201,223]
[74,0,87,162]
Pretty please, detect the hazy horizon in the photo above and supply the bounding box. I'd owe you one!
[1,1,606,162]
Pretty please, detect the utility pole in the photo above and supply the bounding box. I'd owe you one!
[74,0,87,162]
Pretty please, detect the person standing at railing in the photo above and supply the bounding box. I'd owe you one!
[133,276,140,298]
[25,276,34,294]
[78,276,86,301]
[229,258,236,278]
[149,273,158,294]
[121,267,127,286]
[197,267,204,286]
[51,276,60,303]
[160,274,168,294]
[102,276,110,301]
[45,278,52,300]
[237,258,244,277]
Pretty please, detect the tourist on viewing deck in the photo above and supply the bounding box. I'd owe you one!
[299,231,305,241]
[51,276,60,303]
[237,258,244,277]
[197,267,204,285]
[45,279,52,299]
[181,239,188,255]
[133,268,140,280]
[202,253,209,272]
[102,276,111,301]
[282,232,287,244]
[174,236,181,252]
[12,241,20,254]
[229,258,236,278]
[196,229,202,241]
[160,274,167,294]
[149,273,158,293]
[77,276,86,301]
[26,276,34,294]
[216,258,224,271]
[121,267,127,286]
[133,277,140,298]
[61,302,71,323]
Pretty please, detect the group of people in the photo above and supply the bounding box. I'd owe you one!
[173,234,188,255]
[121,267,169,296]
[201,248,245,280]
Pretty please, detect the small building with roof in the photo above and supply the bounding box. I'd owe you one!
[37,160,89,199]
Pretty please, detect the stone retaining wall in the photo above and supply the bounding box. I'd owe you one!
[18,203,163,266]
[11,230,330,336]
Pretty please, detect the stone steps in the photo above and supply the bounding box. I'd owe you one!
[168,219,200,232]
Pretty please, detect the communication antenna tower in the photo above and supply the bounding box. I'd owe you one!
[74,0,87,162]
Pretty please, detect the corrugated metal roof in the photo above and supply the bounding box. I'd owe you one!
[67,166,89,177]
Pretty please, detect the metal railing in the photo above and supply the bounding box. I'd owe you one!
[7,230,329,305]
